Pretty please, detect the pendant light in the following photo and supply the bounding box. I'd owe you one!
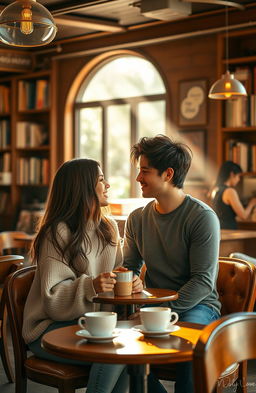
[208,6,247,99]
[0,0,57,47]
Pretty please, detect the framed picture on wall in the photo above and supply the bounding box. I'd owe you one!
[180,129,206,181]
[178,79,207,126]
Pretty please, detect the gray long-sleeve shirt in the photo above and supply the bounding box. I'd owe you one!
[123,196,221,314]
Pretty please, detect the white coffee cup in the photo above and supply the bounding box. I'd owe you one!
[113,270,133,296]
[140,307,179,331]
[78,311,117,336]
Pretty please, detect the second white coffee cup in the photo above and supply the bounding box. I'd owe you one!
[140,307,179,331]
[78,311,117,336]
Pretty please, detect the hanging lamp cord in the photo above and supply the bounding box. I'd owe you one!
[225,5,229,72]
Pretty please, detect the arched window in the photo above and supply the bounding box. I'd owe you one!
[75,55,167,197]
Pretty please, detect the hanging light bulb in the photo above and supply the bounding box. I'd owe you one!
[208,6,247,100]
[0,0,57,47]
[20,5,33,35]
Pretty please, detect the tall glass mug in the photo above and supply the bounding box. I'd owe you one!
[113,270,133,296]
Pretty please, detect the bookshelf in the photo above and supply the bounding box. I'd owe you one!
[216,28,256,227]
[0,70,56,230]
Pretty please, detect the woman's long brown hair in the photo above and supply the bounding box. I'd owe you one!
[31,158,116,269]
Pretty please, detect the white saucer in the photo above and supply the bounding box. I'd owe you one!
[76,329,120,343]
[132,324,180,337]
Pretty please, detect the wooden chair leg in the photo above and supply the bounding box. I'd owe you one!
[0,296,15,383]
[236,361,248,393]
[15,376,27,393]
[58,381,76,393]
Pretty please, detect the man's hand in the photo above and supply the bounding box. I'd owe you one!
[132,274,143,293]
[93,272,116,293]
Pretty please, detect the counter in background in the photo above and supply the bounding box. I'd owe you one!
[220,230,256,257]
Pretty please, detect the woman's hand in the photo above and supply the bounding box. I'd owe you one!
[93,272,116,294]
[114,266,128,272]
[132,274,143,293]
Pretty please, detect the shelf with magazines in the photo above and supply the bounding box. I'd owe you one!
[217,28,256,228]
[0,69,56,231]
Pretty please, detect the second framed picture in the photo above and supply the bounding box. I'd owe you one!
[178,79,207,126]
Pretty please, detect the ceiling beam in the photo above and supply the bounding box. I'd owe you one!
[49,0,114,16]
[54,14,126,32]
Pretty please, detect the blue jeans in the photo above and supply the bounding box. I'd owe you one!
[28,320,166,393]
[174,304,220,393]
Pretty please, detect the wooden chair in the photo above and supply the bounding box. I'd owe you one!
[0,231,33,264]
[193,312,256,393]
[150,256,256,393]
[0,254,24,383]
[4,265,91,393]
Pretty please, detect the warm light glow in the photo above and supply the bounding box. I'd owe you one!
[0,0,57,47]
[20,6,33,35]
[225,82,231,89]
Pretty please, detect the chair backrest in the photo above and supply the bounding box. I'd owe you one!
[0,255,24,286]
[217,257,256,315]
[0,231,31,256]
[193,312,256,393]
[4,266,36,376]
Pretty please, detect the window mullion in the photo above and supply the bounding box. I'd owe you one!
[102,104,108,179]
[130,102,138,197]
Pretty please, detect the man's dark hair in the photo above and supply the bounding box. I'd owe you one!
[131,134,192,188]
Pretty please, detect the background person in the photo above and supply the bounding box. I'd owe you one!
[211,160,256,229]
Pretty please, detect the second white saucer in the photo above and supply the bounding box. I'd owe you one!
[133,324,180,337]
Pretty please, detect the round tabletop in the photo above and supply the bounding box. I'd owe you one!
[42,320,203,365]
[93,288,178,305]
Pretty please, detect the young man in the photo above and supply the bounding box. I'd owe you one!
[123,135,221,393]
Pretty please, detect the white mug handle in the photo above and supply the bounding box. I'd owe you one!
[78,316,86,329]
[170,312,179,325]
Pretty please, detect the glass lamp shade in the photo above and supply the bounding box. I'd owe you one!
[0,0,57,47]
[208,70,247,99]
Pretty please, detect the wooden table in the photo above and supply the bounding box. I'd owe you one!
[93,288,178,318]
[42,319,203,393]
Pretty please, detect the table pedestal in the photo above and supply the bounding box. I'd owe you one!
[127,364,150,393]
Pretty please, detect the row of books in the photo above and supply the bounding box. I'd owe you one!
[0,152,11,172]
[16,157,49,185]
[224,95,256,127]
[225,139,256,172]
[0,190,9,214]
[223,66,256,127]
[18,79,49,111]
[0,120,10,148]
[16,122,48,148]
[0,85,10,113]
[233,66,253,94]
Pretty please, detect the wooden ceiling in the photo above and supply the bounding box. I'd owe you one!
[0,0,255,44]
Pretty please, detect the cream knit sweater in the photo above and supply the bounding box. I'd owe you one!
[22,219,122,344]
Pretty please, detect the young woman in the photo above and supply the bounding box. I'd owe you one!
[212,160,256,229]
[22,158,142,393]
